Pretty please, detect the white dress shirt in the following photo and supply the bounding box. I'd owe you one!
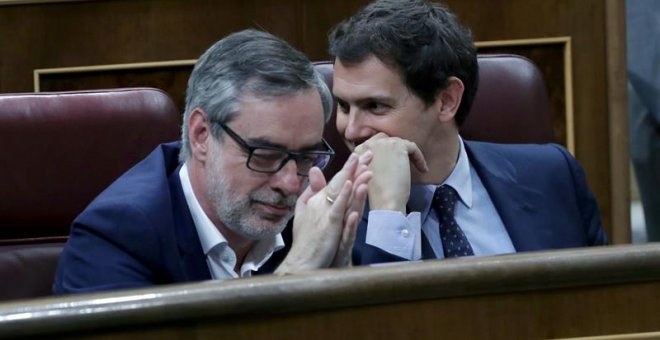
[179,164,284,280]
[366,136,515,260]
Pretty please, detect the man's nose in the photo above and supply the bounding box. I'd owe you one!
[341,109,368,141]
[270,159,302,195]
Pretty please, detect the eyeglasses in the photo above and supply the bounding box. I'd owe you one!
[216,122,335,177]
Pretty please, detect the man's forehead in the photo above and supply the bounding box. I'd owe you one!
[333,78,405,106]
[237,89,323,116]
[231,90,325,150]
[333,57,405,94]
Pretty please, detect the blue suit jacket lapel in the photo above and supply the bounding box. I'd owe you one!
[167,161,212,281]
[464,142,546,252]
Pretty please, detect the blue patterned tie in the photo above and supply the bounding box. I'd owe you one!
[432,185,474,258]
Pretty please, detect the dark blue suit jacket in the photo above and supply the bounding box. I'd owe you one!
[352,141,608,265]
[53,142,210,294]
[53,142,287,294]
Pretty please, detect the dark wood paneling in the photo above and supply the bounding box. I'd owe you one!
[0,0,626,241]
[0,0,308,92]
[300,0,369,60]
[39,66,192,113]
[445,0,620,240]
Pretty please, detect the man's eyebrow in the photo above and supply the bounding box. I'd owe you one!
[334,94,395,106]
[356,96,395,105]
[246,137,324,152]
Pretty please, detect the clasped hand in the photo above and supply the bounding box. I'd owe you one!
[353,132,428,213]
[275,151,373,274]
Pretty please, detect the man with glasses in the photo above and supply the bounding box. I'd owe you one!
[53,29,372,294]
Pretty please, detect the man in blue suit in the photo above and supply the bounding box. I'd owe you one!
[328,0,607,264]
[53,29,373,294]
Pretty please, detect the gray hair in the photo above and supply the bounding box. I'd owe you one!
[179,29,333,162]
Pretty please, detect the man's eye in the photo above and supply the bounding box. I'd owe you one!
[366,101,388,113]
[252,150,284,161]
[337,99,349,113]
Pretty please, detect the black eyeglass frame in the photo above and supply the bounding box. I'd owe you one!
[216,121,335,177]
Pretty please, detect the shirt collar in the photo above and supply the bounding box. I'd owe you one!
[178,164,284,270]
[408,136,473,221]
[444,136,473,207]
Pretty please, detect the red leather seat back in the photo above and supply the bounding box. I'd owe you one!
[0,88,180,243]
[461,54,554,144]
[0,243,64,300]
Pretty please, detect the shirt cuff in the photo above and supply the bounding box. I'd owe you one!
[365,210,421,260]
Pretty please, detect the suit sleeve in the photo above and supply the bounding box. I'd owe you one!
[53,201,162,294]
[552,144,608,246]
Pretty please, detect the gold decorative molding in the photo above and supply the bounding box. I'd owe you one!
[33,59,197,92]
[475,36,574,154]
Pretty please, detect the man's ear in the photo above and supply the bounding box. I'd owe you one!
[435,76,465,123]
[188,108,211,162]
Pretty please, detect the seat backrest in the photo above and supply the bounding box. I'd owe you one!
[315,54,554,179]
[0,243,64,301]
[0,88,181,244]
[0,87,180,301]
[460,54,554,144]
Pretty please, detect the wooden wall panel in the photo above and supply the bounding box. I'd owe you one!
[38,64,193,112]
[443,0,619,240]
[0,0,310,92]
[0,0,627,242]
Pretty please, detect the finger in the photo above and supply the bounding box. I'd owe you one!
[350,182,369,216]
[343,152,371,186]
[296,185,314,209]
[342,167,370,208]
[404,140,429,172]
[343,211,359,250]
[353,171,373,191]
[328,180,353,224]
[345,170,371,210]
[308,167,326,192]
[342,211,360,249]
[332,210,359,267]
[357,150,374,167]
[344,177,370,226]
[300,167,326,204]
[353,163,370,179]
[325,153,358,199]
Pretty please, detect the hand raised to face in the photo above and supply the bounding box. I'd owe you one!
[353,132,428,214]
[275,151,373,273]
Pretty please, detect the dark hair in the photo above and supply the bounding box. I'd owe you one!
[180,29,332,162]
[329,0,478,126]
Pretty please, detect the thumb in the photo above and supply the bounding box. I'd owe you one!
[300,167,326,204]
